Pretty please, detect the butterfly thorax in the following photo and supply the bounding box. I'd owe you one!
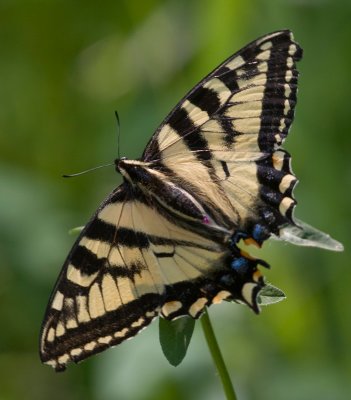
[115,157,229,236]
[115,158,147,183]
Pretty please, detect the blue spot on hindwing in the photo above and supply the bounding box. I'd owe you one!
[252,223,270,243]
[253,224,264,241]
[231,257,249,273]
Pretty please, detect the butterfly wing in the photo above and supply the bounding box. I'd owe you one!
[143,30,302,242]
[39,185,155,371]
[40,184,264,371]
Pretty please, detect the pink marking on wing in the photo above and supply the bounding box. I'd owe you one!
[203,215,210,224]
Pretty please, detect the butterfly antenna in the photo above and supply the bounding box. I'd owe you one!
[63,163,114,178]
[115,110,121,160]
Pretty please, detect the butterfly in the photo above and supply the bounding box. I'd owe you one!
[40,30,305,371]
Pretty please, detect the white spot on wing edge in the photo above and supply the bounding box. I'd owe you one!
[189,297,208,318]
[288,43,297,56]
[284,84,292,98]
[58,354,70,365]
[279,174,296,194]
[272,151,285,171]
[84,341,97,351]
[70,348,83,357]
[45,359,58,369]
[98,335,113,345]
[114,327,129,338]
[47,327,55,342]
[212,290,232,304]
[279,119,286,132]
[285,70,293,83]
[284,99,290,116]
[279,197,295,216]
[161,301,182,317]
[274,133,282,144]
[146,311,156,318]
[131,317,145,328]
[287,57,294,68]
[241,282,257,306]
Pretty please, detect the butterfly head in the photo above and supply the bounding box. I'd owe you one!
[115,156,127,168]
[115,157,130,179]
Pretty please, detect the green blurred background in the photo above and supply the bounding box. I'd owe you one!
[1,0,350,399]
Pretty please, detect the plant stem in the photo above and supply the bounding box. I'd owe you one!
[201,308,238,400]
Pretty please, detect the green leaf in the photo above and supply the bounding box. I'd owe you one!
[278,218,344,252]
[159,316,195,366]
[68,226,84,235]
[257,284,286,306]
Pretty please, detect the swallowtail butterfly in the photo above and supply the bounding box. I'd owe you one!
[40,30,342,371]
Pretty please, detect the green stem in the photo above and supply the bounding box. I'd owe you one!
[201,308,238,400]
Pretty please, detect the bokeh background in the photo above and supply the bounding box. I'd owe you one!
[1,1,350,399]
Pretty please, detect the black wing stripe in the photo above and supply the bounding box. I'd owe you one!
[258,39,302,152]
[168,107,195,136]
[167,106,213,162]
[84,218,116,243]
[187,86,221,115]
[216,68,240,92]
[70,245,106,275]
[257,164,296,197]
[85,221,149,249]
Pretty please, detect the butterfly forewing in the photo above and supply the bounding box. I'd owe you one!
[41,30,302,371]
[39,186,160,370]
[144,30,301,238]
